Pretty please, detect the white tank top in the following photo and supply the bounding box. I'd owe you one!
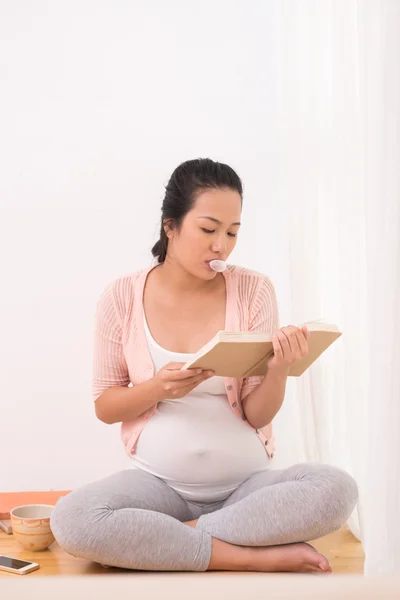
[130,312,269,503]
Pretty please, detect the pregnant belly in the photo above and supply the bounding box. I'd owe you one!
[131,394,269,489]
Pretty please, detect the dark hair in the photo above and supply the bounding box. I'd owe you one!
[151,158,243,263]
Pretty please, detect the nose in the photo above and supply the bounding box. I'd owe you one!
[211,240,226,254]
[211,236,227,254]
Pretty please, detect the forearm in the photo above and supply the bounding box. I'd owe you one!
[95,378,164,424]
[242,366,289,429]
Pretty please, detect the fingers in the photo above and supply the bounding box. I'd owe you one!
[295,326,309,352]
[167,367,203,381]
[163,370,214,398]
[285,325,308,355]
[272,333,284,358]
[274,325,309,362]
[179,374,213,395]
[174,370,214,388]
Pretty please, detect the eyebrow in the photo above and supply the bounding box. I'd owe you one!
[197,216,241,226]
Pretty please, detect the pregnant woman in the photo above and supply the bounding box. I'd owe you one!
[51,158,358,573]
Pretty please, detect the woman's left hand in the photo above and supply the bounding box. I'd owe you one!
[266,325,310,374]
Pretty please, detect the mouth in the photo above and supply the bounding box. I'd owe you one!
[205,259,227,273]
[205,261,217,271]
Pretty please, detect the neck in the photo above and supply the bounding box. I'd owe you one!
[155,256,220,295]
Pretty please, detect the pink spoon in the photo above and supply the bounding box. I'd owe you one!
[209,260,227,272]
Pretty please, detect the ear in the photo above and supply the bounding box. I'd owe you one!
[163,218,175,239]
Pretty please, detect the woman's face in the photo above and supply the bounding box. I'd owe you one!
[166,187,242,279]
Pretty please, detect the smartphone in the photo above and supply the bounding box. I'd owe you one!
[0,555,40,575]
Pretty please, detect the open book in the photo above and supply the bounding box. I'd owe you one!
[182,322,342,378]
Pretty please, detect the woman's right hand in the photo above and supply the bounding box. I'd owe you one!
[154,362,214,400]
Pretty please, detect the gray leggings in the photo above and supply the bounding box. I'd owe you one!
[50,463,358,572]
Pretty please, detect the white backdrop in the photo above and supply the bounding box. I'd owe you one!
[0,0,293,491]
[1,0,399,576]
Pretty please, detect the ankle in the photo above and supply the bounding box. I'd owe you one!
[207,538,256,572]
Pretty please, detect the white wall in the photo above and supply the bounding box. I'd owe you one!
[0,1,302,491]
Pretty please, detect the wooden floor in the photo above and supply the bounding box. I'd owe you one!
[0,526,363,577]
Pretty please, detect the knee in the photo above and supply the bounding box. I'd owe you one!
[314,464,359,526]
[50,490,94,557]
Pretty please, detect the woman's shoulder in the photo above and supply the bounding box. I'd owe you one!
[227,265,279,329]
[100,268,145,296]
[96,267,149,319]
[227,264,276,298]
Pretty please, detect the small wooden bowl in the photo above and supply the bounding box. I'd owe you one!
[10,504,55,551]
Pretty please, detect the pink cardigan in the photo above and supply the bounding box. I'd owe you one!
[93,264,280,458]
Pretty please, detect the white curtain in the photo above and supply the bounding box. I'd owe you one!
[361,1,400,575]
[271,0,400,575]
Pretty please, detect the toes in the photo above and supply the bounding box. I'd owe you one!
[317,554,330,571]
[316,563,332,575]
[309,565,331,575]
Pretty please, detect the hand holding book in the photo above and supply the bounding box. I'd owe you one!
[153,362,215,400]
[181,321,342,378]
[267,325,311,374]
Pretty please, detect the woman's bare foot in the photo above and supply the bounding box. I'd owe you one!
[246,542,332,574]
[184,521,331,574]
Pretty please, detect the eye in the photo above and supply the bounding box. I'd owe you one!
[201,228,237,237]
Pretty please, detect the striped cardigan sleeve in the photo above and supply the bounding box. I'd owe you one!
[241,274,280,400]
[92,282,130,401]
